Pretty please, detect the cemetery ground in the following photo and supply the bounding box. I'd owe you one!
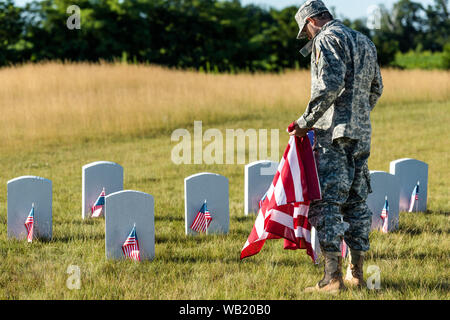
[0,63,449,300]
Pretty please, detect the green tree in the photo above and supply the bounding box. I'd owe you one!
[420,0,449,52]
[0,0,23,65]
[1,0,448,70]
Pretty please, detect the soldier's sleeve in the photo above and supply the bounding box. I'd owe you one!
[369,60,383,111]
[297,35,346,129]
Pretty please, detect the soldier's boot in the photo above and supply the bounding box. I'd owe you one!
[304,252,346,294]
[344,249,366,288]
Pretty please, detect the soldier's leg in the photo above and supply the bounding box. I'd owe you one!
[342,150,372,252]
[305,137,357,293]
[308,138,356,253]
[342,146,373,288]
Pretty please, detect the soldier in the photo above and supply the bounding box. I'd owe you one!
[288,0,384,293]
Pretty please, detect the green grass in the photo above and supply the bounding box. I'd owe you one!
[0,97,449,299]
[393,50,449,70]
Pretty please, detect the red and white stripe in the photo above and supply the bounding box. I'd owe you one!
[381,209,388,234]
[241,134,321,263]
[91,188,105,218]
[122,238,140,261]
[190,210,212,233]
[340,239,348,258]
[25,215,34,243]
[25,204,35,243]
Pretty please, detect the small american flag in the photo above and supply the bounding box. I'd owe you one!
[340,239,348,258]
[190,200,212,233]
[122,224,141,261]
[25,203,35,243]
[381,196,389,233]
[91,188,105,218]
[408,181,420,213]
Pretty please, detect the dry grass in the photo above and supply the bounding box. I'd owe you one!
[0,62,448,150]
[0,63,307,148]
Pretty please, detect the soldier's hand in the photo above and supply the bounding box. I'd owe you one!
[288,122,309,137]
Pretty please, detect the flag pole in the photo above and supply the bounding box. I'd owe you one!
[416,181,419,212]
[204,199,208,236]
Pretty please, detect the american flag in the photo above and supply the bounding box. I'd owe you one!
[190,200,212,233]
[241,130,322,263]
[122,224,141,261]
[408,181,420,212]
[25,203,35,243]
[340,239,348,258]
[91,188,105,218]
[381,196,389,233]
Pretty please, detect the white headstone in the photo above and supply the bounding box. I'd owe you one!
[389,158,428,212]
[244,160,278,215]
[105,190,155,260]
[185,172,229,235]
[7,176,52,240]
[82,161,123,219]
[367,171,400,232]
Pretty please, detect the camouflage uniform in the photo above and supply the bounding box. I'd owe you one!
[297,19,384,253]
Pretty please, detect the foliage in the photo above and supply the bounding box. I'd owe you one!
[0,0,448,70]
[0,0,23,66]
[443,43,450,68]
[393,49,448,69]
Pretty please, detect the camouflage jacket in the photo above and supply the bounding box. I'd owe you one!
[297,20,383,145]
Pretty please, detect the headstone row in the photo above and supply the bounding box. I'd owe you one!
[367,158,428,232]
[244,158,428,234]
[6,162,232,262]
[5,156,428,262]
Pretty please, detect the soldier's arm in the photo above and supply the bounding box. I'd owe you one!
[369,61,383,111]
[297,35,346,129]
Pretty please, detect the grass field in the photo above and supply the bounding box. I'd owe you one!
[0,63,449,300]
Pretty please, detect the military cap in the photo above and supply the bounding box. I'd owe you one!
[295,0,330,39]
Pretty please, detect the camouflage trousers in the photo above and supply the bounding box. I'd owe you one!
[308,134,373,253]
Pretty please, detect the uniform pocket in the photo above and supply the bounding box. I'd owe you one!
[363,166,372,194]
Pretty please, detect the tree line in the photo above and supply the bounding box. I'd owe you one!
[0,0,449,71]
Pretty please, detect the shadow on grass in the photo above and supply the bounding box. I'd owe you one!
[156,233,229,244]
[154,214,184,222]
[396,225,446,236]
[128,176,161,184]
[228,228,255,238]
[158,254,241,264]
[232,216,257,223]
[379,278,449,295]
[368,251,447,260]
[424,210,450,216]
[58,218,102,226]
[52,232,105,242]
[262,256,315,268]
